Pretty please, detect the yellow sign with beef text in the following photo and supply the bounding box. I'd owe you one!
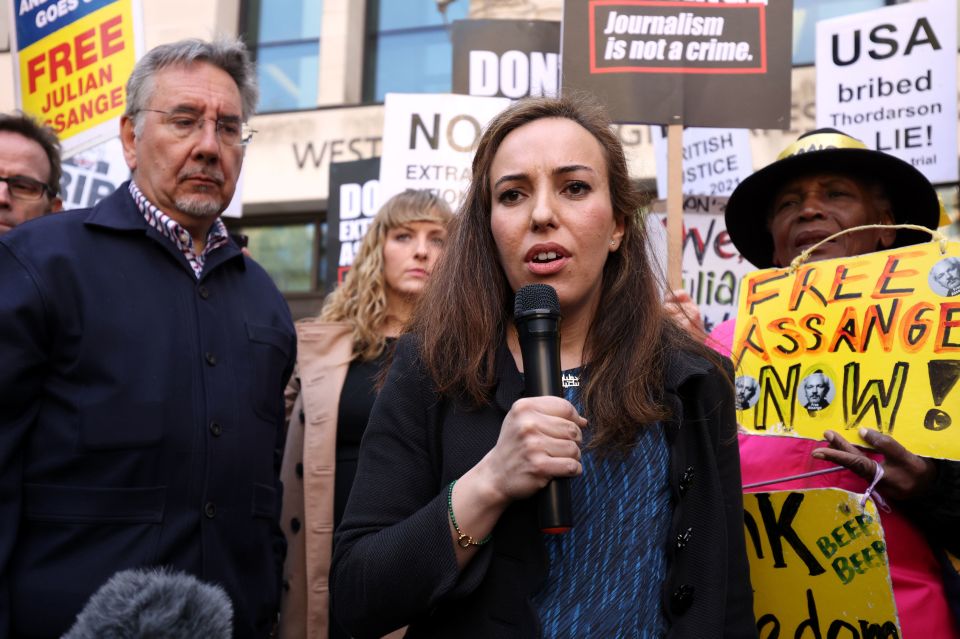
[733,242,960,459]
[743,489,900,637]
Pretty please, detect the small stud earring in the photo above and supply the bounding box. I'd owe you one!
[610,240,615,246]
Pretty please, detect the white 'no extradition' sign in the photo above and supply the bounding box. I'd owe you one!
[378,93,510,210]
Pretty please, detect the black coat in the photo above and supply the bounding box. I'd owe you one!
[332,336,756,638]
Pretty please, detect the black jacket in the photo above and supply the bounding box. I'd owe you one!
[0,186,295,639]
[332,336,756,638]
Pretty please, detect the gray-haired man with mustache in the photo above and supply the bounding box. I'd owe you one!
[0,39,295,639]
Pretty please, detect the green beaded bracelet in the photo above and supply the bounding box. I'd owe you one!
[447,479,491,548]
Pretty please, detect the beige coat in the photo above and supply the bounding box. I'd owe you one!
[277,320,352,639]
[276,320,404,639]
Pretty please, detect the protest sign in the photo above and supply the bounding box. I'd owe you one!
[743,489,899,638]
[815,0,958,184]
[561,0,792,127]
[326,158,381,291]
[378,93,509,209]
[650,126,752,197]
[733,241,960,460]
[647,197,753,333]
[10,0,144,156]
[452,19,560,99]
[59,135,127,209]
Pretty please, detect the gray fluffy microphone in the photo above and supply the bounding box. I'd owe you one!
[61,568,234,639]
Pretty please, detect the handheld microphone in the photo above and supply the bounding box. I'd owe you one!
[62,568,234,639]
[514,284,572,534]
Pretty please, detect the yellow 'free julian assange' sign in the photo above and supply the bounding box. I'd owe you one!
[732,241,960,460]
[12,0,142,155]
[743,489,899,637]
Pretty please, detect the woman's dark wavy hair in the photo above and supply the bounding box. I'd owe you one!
[408,94,715,452]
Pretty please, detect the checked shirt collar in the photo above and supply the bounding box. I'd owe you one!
[129,181,229,279]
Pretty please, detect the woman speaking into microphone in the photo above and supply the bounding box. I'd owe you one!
[332,95,755,638]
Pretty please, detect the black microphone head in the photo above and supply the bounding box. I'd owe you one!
[62,568,234,639]
[514,284,560,320]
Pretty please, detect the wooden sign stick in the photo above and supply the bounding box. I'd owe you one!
[666,123,684,290]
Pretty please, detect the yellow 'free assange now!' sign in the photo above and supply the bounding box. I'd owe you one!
[733,241,960,460]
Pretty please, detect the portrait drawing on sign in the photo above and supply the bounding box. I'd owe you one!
[799,369,834,416]
[929,257,960,297]
[735,376,759,411]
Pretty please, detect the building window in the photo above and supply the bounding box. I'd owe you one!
[227,219,325,293]
[244,0,323,112]
[363,0,469,103]
[792,0,889,65]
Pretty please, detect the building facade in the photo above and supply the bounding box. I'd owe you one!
[1,0,957,318]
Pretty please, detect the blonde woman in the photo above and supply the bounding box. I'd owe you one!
[278,190,452,639]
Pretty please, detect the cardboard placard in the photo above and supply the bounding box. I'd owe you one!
[561,0,792,127]
[378,93,509,210]
[452,19,560,99]
[815,0,958,184]
[733,242,960,460]
[326,158,381,291]
[10,0,144,156]
[744,489,900,637]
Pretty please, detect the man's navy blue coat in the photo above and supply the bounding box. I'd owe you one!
[0,184,296,639]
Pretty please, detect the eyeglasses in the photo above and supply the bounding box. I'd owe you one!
[0,175,54,201]
[139,109,256,147]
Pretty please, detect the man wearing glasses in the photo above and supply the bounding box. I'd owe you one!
[0,39,295,639]
[0,113,62,235]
